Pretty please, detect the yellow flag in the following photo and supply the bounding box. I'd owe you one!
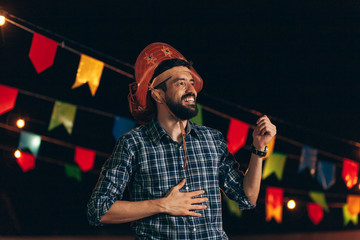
[343,204,358,226]
[262,152,287,180]
[72,54,104,96]
[264,136,276,159]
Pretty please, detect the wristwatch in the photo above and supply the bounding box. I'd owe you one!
[251,144,268,157]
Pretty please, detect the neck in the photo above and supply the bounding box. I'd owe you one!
[157,109,188,143]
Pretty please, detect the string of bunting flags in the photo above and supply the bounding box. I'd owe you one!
[1,83,360,226]
[1,10,360,227]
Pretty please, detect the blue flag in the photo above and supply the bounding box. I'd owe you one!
[18,131,41,157]
[317,160,336,190]
[299,145,318,177]
[112,116,136,140]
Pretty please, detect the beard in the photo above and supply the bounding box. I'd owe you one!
[165,93,198,120]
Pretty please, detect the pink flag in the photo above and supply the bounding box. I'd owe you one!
[226,119,249,154]
[74,146,95,172]
[0,84,18,115]
[29,33,58,74]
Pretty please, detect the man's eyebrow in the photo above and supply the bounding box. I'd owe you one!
[171,77,194,83]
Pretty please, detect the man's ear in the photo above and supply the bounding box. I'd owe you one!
[151,89,163,104]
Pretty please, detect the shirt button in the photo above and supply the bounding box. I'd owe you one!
[185,186,189,190]
[193,227,197,232]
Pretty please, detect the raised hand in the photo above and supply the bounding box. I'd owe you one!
[252,115,277,150]
[162,179,208,217]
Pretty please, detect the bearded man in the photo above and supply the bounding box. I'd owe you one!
[87,42,277,239]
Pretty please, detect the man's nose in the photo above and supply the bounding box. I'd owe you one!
[185,82,196,94]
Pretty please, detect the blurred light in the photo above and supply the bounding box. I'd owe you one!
[16,119,25,128]
[14,150,21,158]
[31,137,41,149]
[0,16,5,26]
[287,200,296,209]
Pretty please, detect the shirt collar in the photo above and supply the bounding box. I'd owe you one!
[147,118,199,144]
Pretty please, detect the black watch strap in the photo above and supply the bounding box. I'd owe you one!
[251,144,268,157]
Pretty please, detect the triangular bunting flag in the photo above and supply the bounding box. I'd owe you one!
[72,54,104,96]
[224,195,242,217]
[299,145,318,177]
[347,195,360,216]
[16,151,36,172]
[64,164,82,182]
[342,158,359,189]
[0,84,18,116]
[309,191,329,212]
[74,146,96,172]
[317,160,336,190]
[18,131,41,157]
[112,116,136,140]
[343,204,358,226]
[191,104,203,125]
[28,33,58,74]
[264,136,276,159]
[262,152,287,181]
[307,203,324,225]
[226,119,249,154]
[48,101,77,135]
[265,186,284,223]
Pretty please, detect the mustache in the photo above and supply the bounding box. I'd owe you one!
[181,93,196,101]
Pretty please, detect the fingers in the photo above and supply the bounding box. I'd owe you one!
[191,197,208,204]
[255,115,277,136]
[187,190,205,198]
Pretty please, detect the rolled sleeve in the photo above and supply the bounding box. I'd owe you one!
[87,138,133,226]
[217,132,256,210]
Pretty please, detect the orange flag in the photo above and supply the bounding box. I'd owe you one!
[347,195,360,216]
[226,118,249,154]
[265,186,284,223]
[342,158,359,189]
[264,136,276,159]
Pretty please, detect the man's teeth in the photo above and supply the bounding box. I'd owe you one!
[184,97,194,102]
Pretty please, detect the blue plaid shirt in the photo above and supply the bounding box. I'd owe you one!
[87,118,255,239]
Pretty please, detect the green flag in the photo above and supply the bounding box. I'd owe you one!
[48,101,77,134]
[191,104,203,125]
[64,164,82,182]
[343,204,358,226]
[224,195,242,217]
[262,152,287,180]
[309,191,329,212]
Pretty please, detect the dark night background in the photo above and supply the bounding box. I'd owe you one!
[1,0,360,238]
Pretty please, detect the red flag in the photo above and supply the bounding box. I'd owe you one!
[265,186,284,223]
[16,151,36,172]
[29,33,58,74]
[226,118,249,154]
[0,84,18,115]
[307,203,324,225]
[74,146,95,172]
[342,158,359,189]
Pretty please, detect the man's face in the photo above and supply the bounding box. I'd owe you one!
[163,71,198,120]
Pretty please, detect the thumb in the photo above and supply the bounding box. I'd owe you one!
[174,178,186,190]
